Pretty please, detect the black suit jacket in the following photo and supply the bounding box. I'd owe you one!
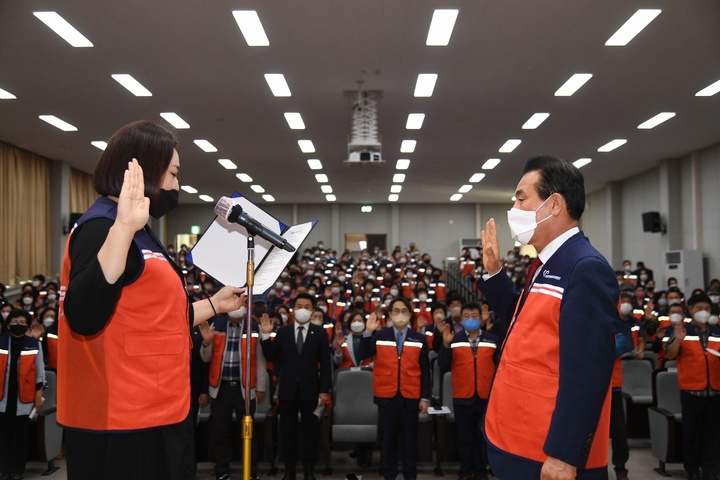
[261,322,332,402]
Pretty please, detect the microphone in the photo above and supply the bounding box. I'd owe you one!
[214,196,296,252]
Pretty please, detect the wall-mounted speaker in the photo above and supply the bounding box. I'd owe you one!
[641,211,662,233]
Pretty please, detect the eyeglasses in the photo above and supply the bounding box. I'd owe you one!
[391,308,410,315]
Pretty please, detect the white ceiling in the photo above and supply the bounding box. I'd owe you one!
[1,1,719,205]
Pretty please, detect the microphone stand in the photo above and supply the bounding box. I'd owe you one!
[242,234,255,480]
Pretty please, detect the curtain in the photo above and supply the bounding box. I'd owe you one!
[0,141,50,286]
[70,168,97,214]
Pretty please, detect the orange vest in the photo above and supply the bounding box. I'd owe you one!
[0,337,39,404]
[611,357,622,388]
[58,202,190,432]
[373,336,423,399]
[424,330,434,350]
[485,281,611,469]
[208,330,258,391]
[450,338,496,399]
[675,325,720,391]
[337,340,373,369]
[46,333,58,370]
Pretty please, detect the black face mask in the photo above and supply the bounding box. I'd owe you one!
[253,306,267,317]
[354,301,365,310]
[9,324,28,337]
[149,189,179,219]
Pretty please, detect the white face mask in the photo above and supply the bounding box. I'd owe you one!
[294,308,312,324]
[275,282,283,289]
[32,280,41,288]
[338,275,346,283]
[282,285,291,292]
[350,321,365,333]
[47,293,57,302]
[310,317,324,326]
[319,305,328,313]
[418,294,428,302]
[507,196,552,246]
[390,289,399,297]
[228,306,247,319]
[620,303,633,316]
[22,296,33,305]
[331,287,341,295]
[43,317,55,328]
[709,295,720,304]
[449,306,461,318]
[280,313,289,324]
[710,315,719,326]
[392,313,411,330]
[669,313,684,324]
[694,310,711,324]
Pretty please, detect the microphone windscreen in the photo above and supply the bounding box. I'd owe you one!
[213,196,234,220]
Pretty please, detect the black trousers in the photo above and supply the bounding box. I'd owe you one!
[279,386,320,473]
[64,413,195,480]
[609,389,629,472]
[211,383,257,476]
[680,391,720,476]
[378,395,419,480]
[0,412,30,476]
[454,398,488,476]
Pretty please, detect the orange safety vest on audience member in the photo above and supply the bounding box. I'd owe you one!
[673,324,720,391]
[450,337,497,399]
[0,336,39,404]
[373,335,423,399]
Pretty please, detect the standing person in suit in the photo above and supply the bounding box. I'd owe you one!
[260,293,331,480]
[479,155,618,480]
[360,298,431,480]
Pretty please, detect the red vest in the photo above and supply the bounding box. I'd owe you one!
[373,336,423,399]
[208,330,258,391]
[450,338,496,399]
[58,203,190,431]
[0,337,39,404]
[675,325,720,391]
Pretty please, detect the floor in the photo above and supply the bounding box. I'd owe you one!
[19,439,689,479]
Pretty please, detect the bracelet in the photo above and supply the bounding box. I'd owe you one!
[208,298,217,316]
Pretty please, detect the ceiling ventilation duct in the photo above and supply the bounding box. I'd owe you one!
[345,83,383,164]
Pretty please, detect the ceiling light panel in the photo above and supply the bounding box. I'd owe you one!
[637,112,676,129]
[218,159,237,170]
[232,10,270,46]
[91,141,107,150]
[284,112,306,129]
[597,139,627,152]
[194,139,217,152]
[522,113,550,129]
[605,9,661,47]
[450,194,463,202]
[555,73,593,96]
[458,185,473,193]
[321,185,333,194]
[39,115,77,131]
[469,173,486,183]
[251,185,265,193]
[498,139,521,153]
[482,158,501,170]
[307,159,323,170]
[393,173,406,183]
[326,194,336,202]
[160,112,190,129]
[111,74,152,96]
[396,159,411,170]
[298,140,315,153]
[390,185,402,193]
[264,74,291,97]
[33,12,93,47]
[400,140,416,153]
[414,74,438,97]
[573,158,592,168]
[315,174,328,183]
[199,195,214,202]
[181,185,198,194]
[696,78,720,97]
[236,173,253,182]
[0,88,17,100]
[426,9,459,46]
[406,113,425,130]
[262,194,275,202]
[388,194,399,202]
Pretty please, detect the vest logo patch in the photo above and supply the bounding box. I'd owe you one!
[542,270,561,280]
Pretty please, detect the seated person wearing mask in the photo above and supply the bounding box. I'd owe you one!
[333,309,373,368]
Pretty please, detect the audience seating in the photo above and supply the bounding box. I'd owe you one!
[30,370,62,476]
[621,358,654,437]
[648,368,682,477]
